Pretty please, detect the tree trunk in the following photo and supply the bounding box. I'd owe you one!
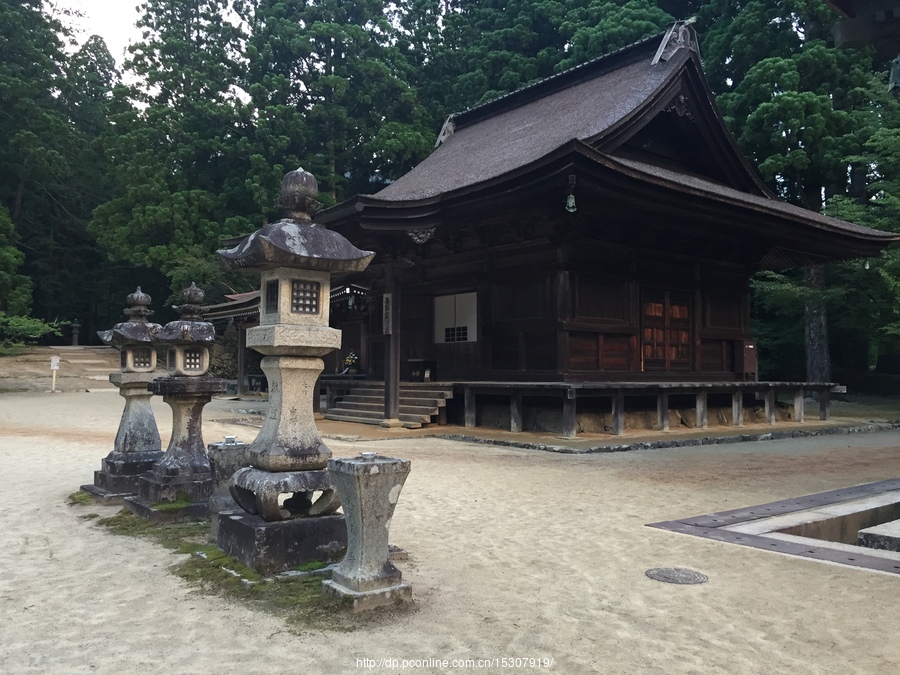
[804,265,831,384]
[12,152,29,222]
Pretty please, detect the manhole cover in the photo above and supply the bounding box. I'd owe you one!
[645,568,708,584]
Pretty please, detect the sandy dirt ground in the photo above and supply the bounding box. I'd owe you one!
[1,386,900,674]
[0,349,900,674]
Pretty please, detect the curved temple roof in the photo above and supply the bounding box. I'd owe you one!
[319,23,898,268]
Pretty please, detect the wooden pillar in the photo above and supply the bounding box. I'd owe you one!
[464,386,476,428]
[732,391,744,427]
[794,388,805,423]
[556,270,571,378]
[236,318,246,396]
[695,391,708,429]
[382,261,402,427]
[657,392,669,431]
[611,391,624,436]
[510,392,523,433]
[563,389,577,438]
[765,389,776,425]
[359,317,368,376]
[819,389,830,421]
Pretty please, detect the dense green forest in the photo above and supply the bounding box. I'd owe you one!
[2,0,900,383]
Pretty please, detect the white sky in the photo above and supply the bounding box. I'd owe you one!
[52,0,144,68]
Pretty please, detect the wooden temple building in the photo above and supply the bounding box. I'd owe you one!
[213,23,899,436]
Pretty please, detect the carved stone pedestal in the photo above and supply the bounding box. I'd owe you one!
[126,376,226,522]
[217,512,347,575]
[322,452,412,612]
[221,353,344,570]
[242,353,337,473]
[81,372,162,504]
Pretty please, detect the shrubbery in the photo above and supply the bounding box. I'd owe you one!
[0,312,62,350]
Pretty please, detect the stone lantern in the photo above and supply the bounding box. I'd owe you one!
[80,288,163,503]
[160,284,213,377]
[125,284,227,522]
[215,168,374,573]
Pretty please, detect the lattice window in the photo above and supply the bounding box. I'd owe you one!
[133,348,153,368]
[265,280,279,314]
[120,351,127,369]
[434,292,477,344]
[291,280,320,314]
[444,326,468,342]
[184,348,204,371]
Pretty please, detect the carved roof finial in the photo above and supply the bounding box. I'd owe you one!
[278,167,322,223]
[174,282,205,321]
[123,286,153,323]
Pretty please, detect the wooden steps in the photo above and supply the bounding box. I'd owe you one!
[323,383,452,429]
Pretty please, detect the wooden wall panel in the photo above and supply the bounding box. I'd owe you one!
[568,332,600,370]
[493,277,550,321]
[491,335,519,371]
[700,339,735,372]
[434,342,481,379]
[575,276,628,322]
[524,332,557,371]
[400,293,432,360]
[601,334,635,371]
[705,292,743,330]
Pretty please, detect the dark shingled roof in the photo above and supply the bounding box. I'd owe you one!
[376,38,681,202]
[318,23,899,259]
[609,154,897,241]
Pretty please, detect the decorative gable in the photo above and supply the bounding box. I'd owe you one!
[599,56,771,197]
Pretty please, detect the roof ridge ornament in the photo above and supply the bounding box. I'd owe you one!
[652,18,698,65]
[435,116,455,148]
[665,93,694,121]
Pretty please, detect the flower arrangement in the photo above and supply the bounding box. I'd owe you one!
[343,350,359,368]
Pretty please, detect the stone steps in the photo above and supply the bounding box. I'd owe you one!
[323,412,424,429]
[324,383,453,429]
[333,400,440,417]
[326,407,432,424]
[349,386,451,400]
[344,390,447,408]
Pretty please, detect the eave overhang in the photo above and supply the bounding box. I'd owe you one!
[319,140,898,270]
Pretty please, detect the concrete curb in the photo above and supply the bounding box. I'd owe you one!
[430,421,900,455]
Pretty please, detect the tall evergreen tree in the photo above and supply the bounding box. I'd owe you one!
[90,0,254,301]
[699,0,891,382]
[240,0,433,201]
[0,0,69,315]
[402,0,675,117]
[0,1,128,336]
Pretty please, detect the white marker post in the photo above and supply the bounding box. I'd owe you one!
[50,356,60,393]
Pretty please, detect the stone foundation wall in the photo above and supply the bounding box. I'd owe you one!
[478,402,794,435]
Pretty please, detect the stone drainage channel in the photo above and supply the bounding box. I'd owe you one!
[649,478,900,576]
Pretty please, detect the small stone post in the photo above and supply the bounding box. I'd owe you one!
[322,452,412,611]
[81,288,163,503]
[125,284,227,522]
[207,435,249,541]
